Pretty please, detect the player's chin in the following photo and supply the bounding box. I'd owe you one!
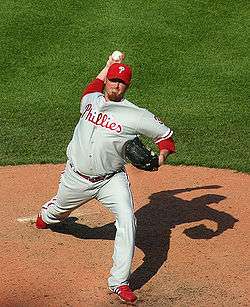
[108,93,123,102]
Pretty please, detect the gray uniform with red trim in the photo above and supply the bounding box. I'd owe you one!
[40,88,173,288]
[67,92,173,176]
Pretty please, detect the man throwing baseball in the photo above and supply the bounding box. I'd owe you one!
[36,51,176,303]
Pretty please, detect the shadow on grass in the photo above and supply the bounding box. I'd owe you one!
[49,185,238,290]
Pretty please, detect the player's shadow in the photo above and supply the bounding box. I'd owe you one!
[49,185,238,290]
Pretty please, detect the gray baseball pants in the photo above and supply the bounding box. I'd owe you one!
[40,161,136,288]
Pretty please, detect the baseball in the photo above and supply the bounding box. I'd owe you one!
[111,50,124,62]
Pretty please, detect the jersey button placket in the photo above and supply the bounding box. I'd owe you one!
[89,153,94,171]
[88,134,94,169]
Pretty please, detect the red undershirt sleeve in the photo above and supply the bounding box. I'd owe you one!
[156,137,176,154]
[81,78,105,99]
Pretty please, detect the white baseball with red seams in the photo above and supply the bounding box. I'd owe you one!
[111,50,123,61]
[38,55,175,294]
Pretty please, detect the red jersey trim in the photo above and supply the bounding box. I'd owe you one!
[154,130,173,143]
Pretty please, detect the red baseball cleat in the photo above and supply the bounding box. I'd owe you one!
[35,213,48,229]
[110,285,137,303]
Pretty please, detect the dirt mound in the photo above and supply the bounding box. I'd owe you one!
[0,164,249,306]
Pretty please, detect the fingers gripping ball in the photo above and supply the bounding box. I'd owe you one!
[124,137,159,171]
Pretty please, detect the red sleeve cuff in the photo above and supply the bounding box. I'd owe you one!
[81,78,105,99]
[156,137,176,154]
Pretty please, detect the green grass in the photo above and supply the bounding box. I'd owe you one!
[0,0,249,172]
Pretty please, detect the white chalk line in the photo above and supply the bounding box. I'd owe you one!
[17,216,37,223]
[17,211,100,224]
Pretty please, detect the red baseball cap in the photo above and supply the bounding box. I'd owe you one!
[107,63,132,85]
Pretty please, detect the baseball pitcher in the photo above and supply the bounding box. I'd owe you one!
[36,52,176,303]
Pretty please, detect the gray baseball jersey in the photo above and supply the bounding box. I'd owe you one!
[67,92,173,176]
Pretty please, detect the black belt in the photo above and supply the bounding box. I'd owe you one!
[69,163,121,183]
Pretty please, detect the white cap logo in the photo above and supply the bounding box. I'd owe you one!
[119,66,125,74]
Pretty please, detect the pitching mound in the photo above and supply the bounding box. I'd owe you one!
[0,164,249,306]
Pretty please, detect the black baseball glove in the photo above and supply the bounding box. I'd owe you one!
[123,137,159,171]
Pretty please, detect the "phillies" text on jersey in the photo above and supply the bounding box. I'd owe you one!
[81,104,123,133]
